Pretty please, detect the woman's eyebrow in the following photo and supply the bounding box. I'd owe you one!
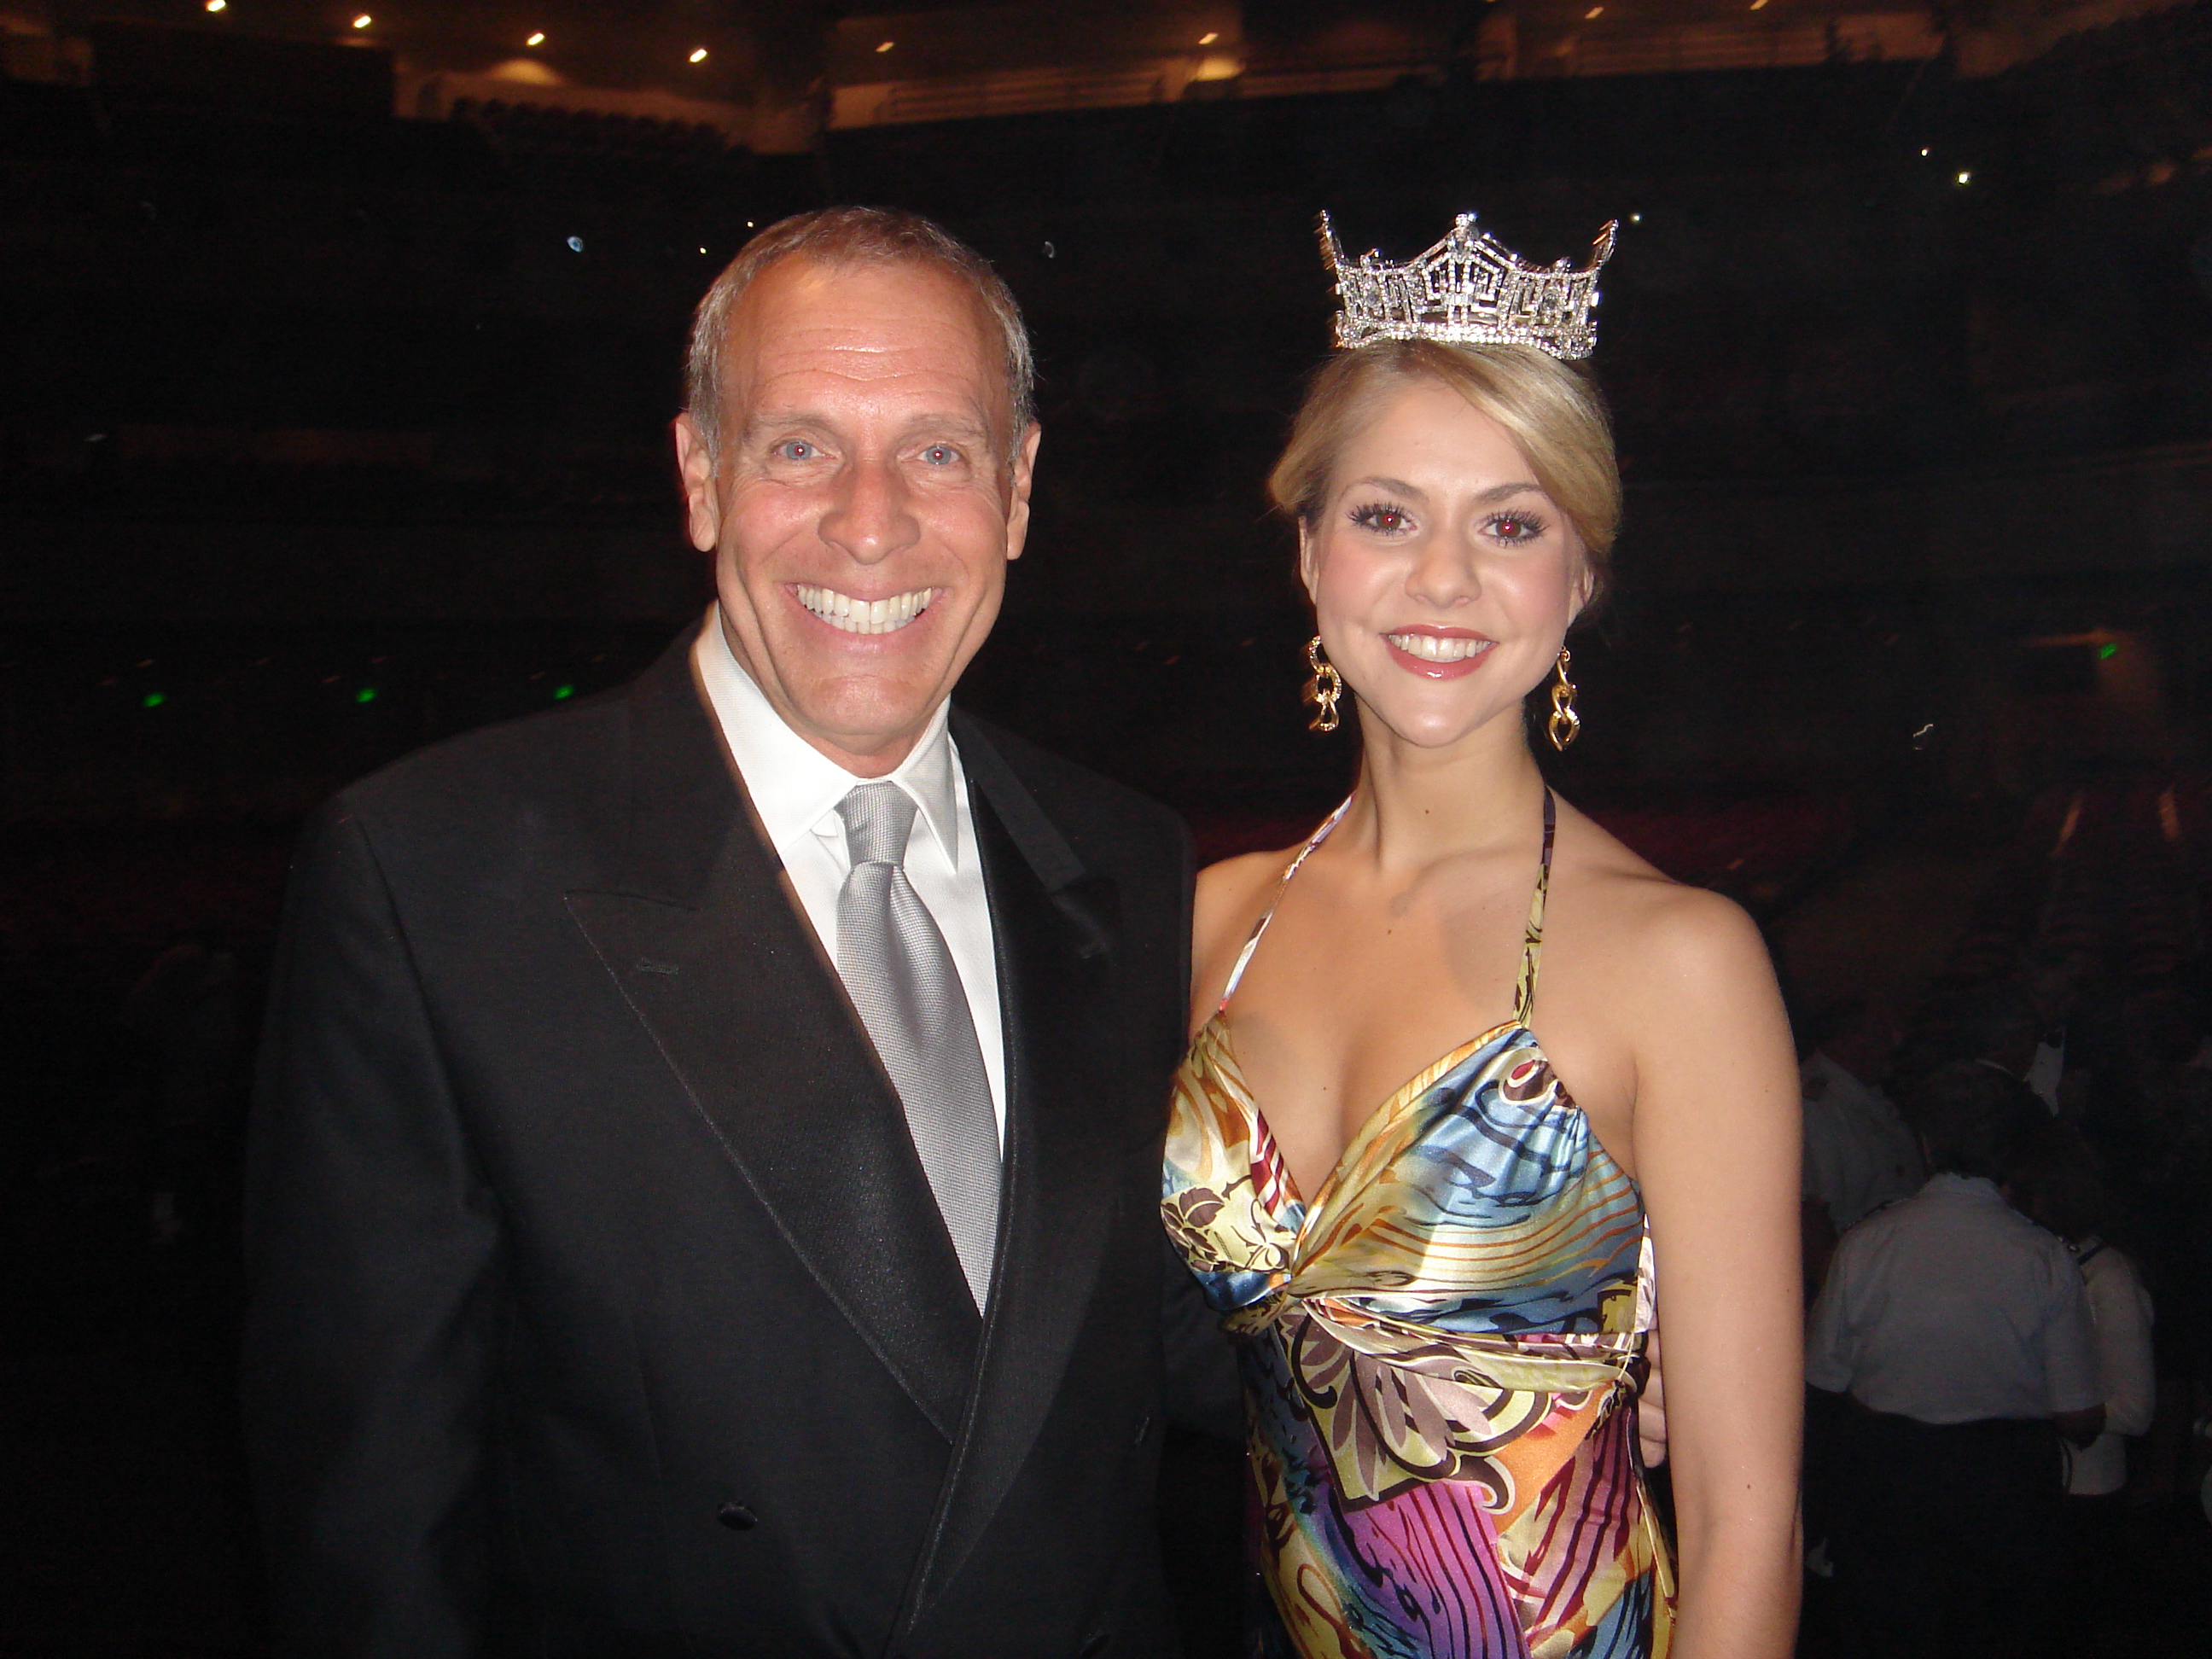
[1344,474,1426,498]
[1342,476,1545,504]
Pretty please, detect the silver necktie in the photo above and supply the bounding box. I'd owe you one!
[835,782,1001,1309]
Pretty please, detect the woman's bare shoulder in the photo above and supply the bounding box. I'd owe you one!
[1194,847,1295,948]
[1551,799,1773,985]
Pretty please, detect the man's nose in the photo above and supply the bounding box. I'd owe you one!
[820,453,920,565]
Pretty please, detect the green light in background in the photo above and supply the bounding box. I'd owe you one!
[356,686,379,703]
[142,691,165,708]
[554,684,575,700]
[2098,643,2118,661]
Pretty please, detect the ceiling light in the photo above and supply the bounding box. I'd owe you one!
[1199,32,1219,45]
[689,47,707,63]
[527,32,544,48]
[876,40,894,53]
[204,0,226,12]
[352,14,371,28]
[1956,170,1971,184]
[1750,0,1768,9]
[1920,146,1930,156]
[1629,212,1642,223]
[1586,5,1604,17]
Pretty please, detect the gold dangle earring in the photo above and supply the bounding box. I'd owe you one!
[1545,649,1581,751]
[1301,637,1343,733]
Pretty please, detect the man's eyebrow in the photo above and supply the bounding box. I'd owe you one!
[734,411,998,447]
[900,414,994,445]
[736,410,825,445]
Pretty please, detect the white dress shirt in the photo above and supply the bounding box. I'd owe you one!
[691,608,1006,1141]
[1800,1051,1924,1233]
[1807,1173,2102,1425]
[2026,1030,2065,1114]
[2066,1238,2156,1496]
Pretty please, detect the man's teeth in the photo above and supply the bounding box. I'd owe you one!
[1388,632,1492,663]
[795,585,939,635]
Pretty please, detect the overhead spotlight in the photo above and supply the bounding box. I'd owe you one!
[1750,0,1768,10]
[1198,32,1219,45]
[1629,212,1642,223]
[1956,170,1971,185]
[689,46,707,63]
[352,13,371,28]
[1585,5,1604,16]
[1920,146,1930,156]
[204,0,226,12]
[876,39,894,53]
[527,32,544,48]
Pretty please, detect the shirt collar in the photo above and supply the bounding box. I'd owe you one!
[1925,1172,2005,1205]
[691,605,962,866]
[1805,1051,1884,1108]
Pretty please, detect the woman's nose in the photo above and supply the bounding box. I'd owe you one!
[1406,532,1479,608]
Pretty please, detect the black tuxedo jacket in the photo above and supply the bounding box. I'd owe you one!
[242,637,1224,1657]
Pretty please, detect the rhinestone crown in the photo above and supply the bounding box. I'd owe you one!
[1320,211,1619,361]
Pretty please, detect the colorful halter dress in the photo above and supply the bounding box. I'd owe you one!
[1162,792,1674,1659]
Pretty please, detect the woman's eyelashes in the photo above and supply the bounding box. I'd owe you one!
[1347,499,1414,535]
[1345,499,1552,546]
[1484,508,1550,546]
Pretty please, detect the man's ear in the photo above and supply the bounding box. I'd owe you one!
[673,413,721,554]
[1003,421,1044,563]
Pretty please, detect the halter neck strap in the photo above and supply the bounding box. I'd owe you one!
[1215,795,1351,1013]
[1216,788,1558,1021]
[1515,788,1557,1027]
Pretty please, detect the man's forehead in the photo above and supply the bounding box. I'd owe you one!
[725,258,1001,399]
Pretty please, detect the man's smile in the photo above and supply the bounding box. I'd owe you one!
[793,583,942,635]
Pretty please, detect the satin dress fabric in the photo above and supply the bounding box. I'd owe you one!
[1163,794,1674,1658]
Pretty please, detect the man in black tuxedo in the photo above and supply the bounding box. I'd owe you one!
[242,207,1233,1657]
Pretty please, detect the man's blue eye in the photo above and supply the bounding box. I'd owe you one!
[776,440,814,461]
[923,445,956,465]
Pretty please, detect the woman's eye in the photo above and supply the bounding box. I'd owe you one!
[1349,503,1411,534]
[1489,512,1546,544]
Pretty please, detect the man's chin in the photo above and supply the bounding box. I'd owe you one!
[782,687,946,772]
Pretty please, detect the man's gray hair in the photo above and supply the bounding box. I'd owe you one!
[684,206,1037,459]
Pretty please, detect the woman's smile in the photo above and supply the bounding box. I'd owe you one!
[1383,626,1495,677]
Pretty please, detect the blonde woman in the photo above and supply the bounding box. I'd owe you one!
[1162,217,1802,1658]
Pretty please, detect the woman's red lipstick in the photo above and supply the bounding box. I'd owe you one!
[1382,626,1494,680]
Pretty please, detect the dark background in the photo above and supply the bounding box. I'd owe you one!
[3,2,2210,1653]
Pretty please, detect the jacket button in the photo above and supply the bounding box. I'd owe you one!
[716,1503,758,1532]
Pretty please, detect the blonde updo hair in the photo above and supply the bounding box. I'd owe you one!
[1268,340,1621,608]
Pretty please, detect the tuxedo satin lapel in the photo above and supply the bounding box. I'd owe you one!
[566,646,980,1441]
[901,725,1129,1625]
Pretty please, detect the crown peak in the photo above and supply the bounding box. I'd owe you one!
[1317,207,1620,361]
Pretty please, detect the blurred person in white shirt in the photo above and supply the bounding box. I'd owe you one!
[1807,1061,2101,1659]
[2006,1123,2157,1647]
[1796,994,1921,1293]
